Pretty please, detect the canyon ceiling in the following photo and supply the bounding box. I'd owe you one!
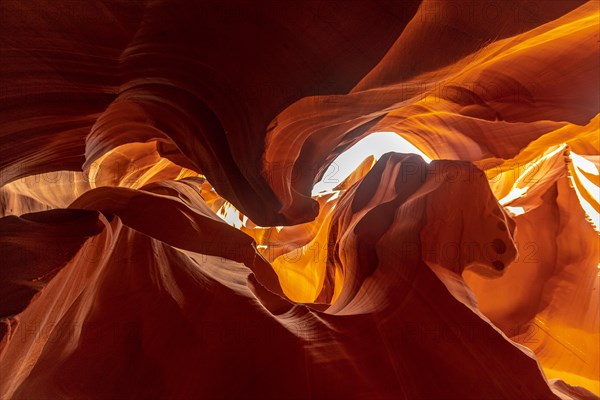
[0,0,599,399]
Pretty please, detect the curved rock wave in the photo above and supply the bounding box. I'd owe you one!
[0,0,598,398]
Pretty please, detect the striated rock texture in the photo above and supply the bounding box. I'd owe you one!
[0,1,598,399]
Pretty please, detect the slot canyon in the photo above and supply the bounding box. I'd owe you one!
[0,1,599,399]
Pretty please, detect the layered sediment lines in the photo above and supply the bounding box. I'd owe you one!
[1,1,598,399]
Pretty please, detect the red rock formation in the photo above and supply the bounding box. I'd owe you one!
[1,1,598,399]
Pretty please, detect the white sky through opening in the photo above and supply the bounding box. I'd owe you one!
[312,132,431,195]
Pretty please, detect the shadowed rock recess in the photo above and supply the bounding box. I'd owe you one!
[1,1,598,399]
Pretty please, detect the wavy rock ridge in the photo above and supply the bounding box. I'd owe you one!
[1,1,598,399]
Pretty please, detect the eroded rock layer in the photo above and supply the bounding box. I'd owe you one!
[1,0,598,399]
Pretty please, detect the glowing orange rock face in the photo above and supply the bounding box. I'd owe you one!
[0,1,598,399]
